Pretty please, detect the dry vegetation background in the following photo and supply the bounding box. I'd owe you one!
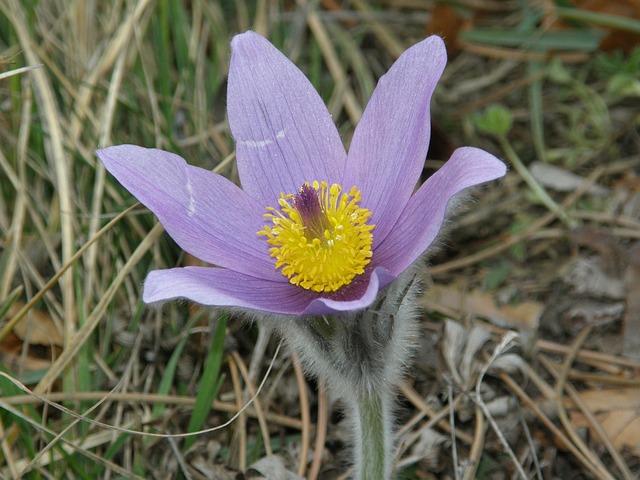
[1,0,640,478]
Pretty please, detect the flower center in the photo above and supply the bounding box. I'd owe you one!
[257,181,375,293]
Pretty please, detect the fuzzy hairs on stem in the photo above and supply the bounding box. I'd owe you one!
[259,265,422,479]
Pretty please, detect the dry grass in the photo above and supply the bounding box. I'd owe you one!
[1,0,639,478]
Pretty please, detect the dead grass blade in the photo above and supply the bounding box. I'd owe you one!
[542,331,634,480]
[6,0,76,368]
[32,221,164,395]
[228,351,246,470]
[291,351,310,477]
[303,1,363,123]
[461,404,485,480]
[308,379,328,480]
[0,77,30,300]
[0,341,285,438]
[0,63,42,80]
[232,350,273,457]
[0,205,137,344]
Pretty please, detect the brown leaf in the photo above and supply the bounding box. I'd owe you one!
[0,333,53,373]
[6,303,63,347]
[426,4,466,55]
[569,388,640,453]
[423,285,543,331]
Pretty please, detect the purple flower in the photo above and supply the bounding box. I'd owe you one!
[97,31,506,316]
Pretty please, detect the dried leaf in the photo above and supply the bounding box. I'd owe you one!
[485,395,516,417]
[425,3,466,55]
[488,353,526,375]
[0,332,53,373]
[563,258,625,300]
[6,303,63,347]
[569,388,640,453]
[460,326,492,387]
[530,161,608,196]
[562,300,625,328]
[442,320,466,387]
[191,454,236,480]
[410,428,448,468]
[246,455,303,480]
[425,286,543,331]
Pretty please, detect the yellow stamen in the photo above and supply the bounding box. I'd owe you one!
[257,181,375,292]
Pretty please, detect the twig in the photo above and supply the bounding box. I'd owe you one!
[519,413,543,480]
[291,352,310,478]
[550,326,616,480]
[449,383,460,480]
[232,351,273,457]
[228,354,247,471]
[499,372,600,476]
[564,379,634,480]
[394,393,464,468]
[167,436,192,480]
[466,319,640,371]
[473,331,528,479]
[537,339,640,370]
[461,404,485,480]
[399,384,472,444]
[308,379,327,480]
[542,348,631,480]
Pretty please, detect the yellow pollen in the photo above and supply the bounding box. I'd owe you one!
[257,180,375,293]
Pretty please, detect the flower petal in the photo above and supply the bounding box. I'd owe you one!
[144,267,314,314]
[342,36,447,246]
[373,147,507,274]
[143,266,396,316]
[228,31,347,205]
[302,267,397,315]
[97,145,283,281]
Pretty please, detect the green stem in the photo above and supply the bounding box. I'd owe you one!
[354,391,391,480]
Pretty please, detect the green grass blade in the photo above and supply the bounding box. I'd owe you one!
[556,6,640,34]
[184,314,227,450]
[90,433,130,477]
[152,312,203,418]
[528,61,546,162]
[459,28,605,51]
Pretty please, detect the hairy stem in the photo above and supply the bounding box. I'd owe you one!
[353,390,392,479]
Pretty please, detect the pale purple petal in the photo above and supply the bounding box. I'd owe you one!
[373,147,507,274]
[228,31,347,205]
[143,266,394,315]
[342,36,447,247]
[302,267,397,315]
[144,267,312,313]
[97,145,283,281]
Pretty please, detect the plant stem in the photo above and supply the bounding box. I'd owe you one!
[353,391,391,480]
